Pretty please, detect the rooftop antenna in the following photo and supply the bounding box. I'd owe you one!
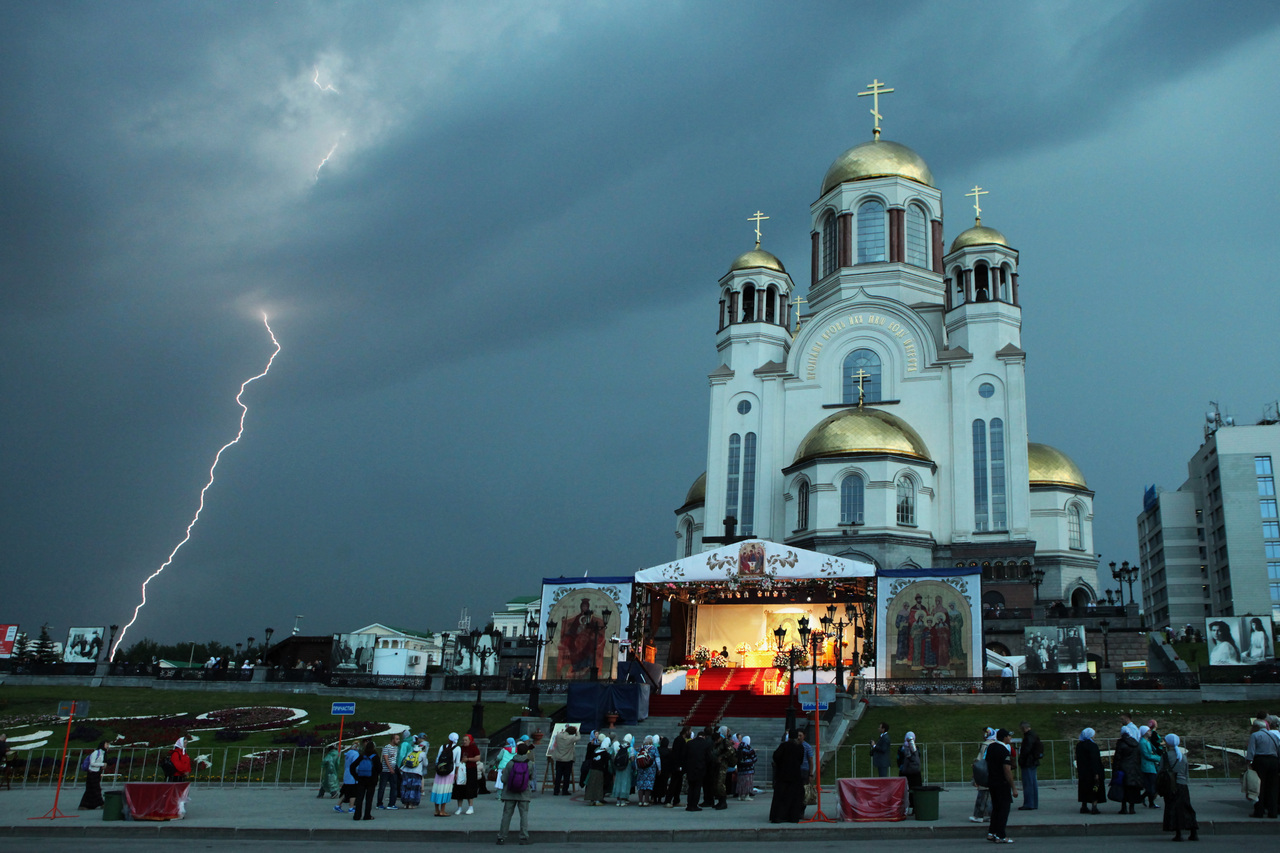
[457,607,471,632]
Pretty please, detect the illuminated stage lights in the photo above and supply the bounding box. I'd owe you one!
[110,314,281,660]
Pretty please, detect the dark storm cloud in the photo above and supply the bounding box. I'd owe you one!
[3,1,1278,648]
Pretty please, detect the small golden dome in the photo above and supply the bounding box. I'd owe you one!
[1028,442,1088,489]
[793,408,931,465]
[949,225,1008,253]
[685,472,706,506]
[820,139,935,195]
[729,247,786,275]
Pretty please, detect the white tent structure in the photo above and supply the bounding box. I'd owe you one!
[633,540,875,586]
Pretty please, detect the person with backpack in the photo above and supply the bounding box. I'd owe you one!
[898,731,923,815]
[496,741,535,844]
[78,740,109,809]
[431,733,462,817]
[350,739,380,821]
[610,733,635,806]
[400,743,427,809]
[1160,733,1198,841]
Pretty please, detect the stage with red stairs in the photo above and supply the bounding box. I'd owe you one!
[648,666,792,727]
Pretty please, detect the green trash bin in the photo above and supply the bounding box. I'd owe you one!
[102,790,125,821]
[913,785,941,821]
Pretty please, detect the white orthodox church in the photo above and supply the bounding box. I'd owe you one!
[673,118,1100,612]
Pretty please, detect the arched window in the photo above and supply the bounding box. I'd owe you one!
[741,284,756,322]
[840,474,865,525]
[765,285,777,324]
[797,480,810,531]
[974,262,990,302]
[842,348,882,404]
[905,203,928,268]
[725,434,741,525]
[952,267,966,306]
[973,419,989,531]
[740,432,757,535]
[896,476,915,526]
[999,266,1011,302]
[990,418,1007,530]
[821,212,838,277]
[1068,503,1083,550]
[727,290,738,324]
[857,200,886,263]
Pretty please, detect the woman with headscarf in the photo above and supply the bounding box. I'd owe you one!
[584,735,611,805]
[78,740,109,809]
[1138,724,1161,808]
[1161,734,1198,841]
[635,735,660,805]
[611,733,636,805]
[399,742,426,809]
[167,735,192,781]
[735,735,757,801]
[495,738,518,792]
[431,733,462,817]
[898,731,923,814]
[319,743,341,799]
[969,726,997,823]
[454,733,481,815]
[1076,728,1104,814]
[1113,723,1143,814]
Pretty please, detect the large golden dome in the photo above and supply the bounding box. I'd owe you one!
[820,139,935,196]
[684,472,706,506]
[793,408,931,465]
[1028,442,1087,489]
[728,247,786,274]
[950,224,1009,253]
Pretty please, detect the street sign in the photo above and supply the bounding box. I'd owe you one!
[796,684,833,711]
[56,700,89,718]
[331,701,356,716]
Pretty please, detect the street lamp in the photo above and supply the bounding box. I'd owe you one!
[106,626,119,664]
[292,615,304,636]
[1030,567,1046,605]
[264,627,274,653]
[773,626,799,734]
[1110,561,1139,609]
[1099,619,1111,670]
[468,628,502,737]
[527,619,556,718]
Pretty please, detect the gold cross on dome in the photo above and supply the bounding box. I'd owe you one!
[851,368,870,408]
[966,185,988,225]
[748,210,769,248]
[791,296,807,337]
[857,79,895,140]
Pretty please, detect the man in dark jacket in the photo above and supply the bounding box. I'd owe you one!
[871,722,891,777]
[683,728,711,812]
[1017,721,1042,810]
[987,729,1019,842]
[664,727,690,808]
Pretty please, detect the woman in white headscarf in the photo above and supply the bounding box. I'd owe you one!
[635,735,660,805]
[1161,733,1198,841]
[1075,728,1104,815]
[969,726,997,823]
[584,736,611,805]
[1113,723,1143,814]
[611,733,635,805]
[735,735,757,801]
[431,733,461,817]
[898,731,923,814]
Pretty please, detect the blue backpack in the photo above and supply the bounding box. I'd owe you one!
[353,753,375,778]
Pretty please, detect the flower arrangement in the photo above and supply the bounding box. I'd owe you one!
[707,655,729,668]
[693,646,713,663]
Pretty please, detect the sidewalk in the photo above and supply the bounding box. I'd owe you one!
[2,781,1275,842]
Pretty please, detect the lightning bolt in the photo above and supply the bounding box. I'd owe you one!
[313,67,339,94]
[110,313,282,661]
[314,139,340,181]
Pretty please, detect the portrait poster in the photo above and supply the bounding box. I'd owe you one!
[1023,625,1088,673]
[0,624,18,658]
[1205,615,1274,666]
[877,569,981,679]
[63,626,105,663]
[331,632,377,672]
[538,577,632,681]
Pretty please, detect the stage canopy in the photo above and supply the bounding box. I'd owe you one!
[633,540,875,586]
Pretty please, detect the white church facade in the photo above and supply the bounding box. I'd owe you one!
[673,125,1100,614]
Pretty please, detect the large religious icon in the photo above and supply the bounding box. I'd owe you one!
[1205,615,1274,666]
[545,589,617,680]
[886,581,970,678]
[738,541,766,577]
[331,633,376,673]
[1023,626,1087,673]
[63,626,105,663]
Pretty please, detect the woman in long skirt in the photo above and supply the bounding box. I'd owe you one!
[318,745,341,798]
[1075,728,1105,815]
[453,733,481,815]
[1161,734,1199,841]
[635,736,660,805]
[431,733,461,817]
[584,736,610,805]
[400,744,426,808]
[78,742,108,809]
[735,736,756,801]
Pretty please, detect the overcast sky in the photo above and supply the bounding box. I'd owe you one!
[3,1,1278,651]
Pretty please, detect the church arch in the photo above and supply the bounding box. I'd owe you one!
[1067,500,1086,550]
[841,347,882,404]
[895,473,917,526]
[973,261,991,302]
[680,516,695,558]
[820,210,838,277]
[951,265,966,306]
[741,283,757,322]
[840,473,865,525]
[905,202,929,268]
[856,198,887,263]
[765,285,778,324]
[794,477,811,532]
[998,263,1012,302]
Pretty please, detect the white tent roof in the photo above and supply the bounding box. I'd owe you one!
[633,539,875,585]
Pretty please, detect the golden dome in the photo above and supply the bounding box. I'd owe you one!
[949,224,1009,253]
[685,472,706,506]
[729,247,786,275]
[793,408,931,465]
[820,139,935,195]
[1028,442,1088,489]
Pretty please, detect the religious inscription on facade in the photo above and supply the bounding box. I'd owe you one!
[804,313,918,380]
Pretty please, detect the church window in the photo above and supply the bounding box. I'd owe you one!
[973,420,989,531]
[840,474,865,525]
[998,266,1011,302]
[728,291,738,324]
[905,203,928,268]
[741,285,756,322]
[1068,503,1083,550]
[797,480,810,531]
[857,200,886,263]
[683,519,694,558]
[979,382,995,398]
[821,212,837,276]
[725,434,741,524]
[974,262,990,302]
[842,348,882,404]
[953,267,966,306]
[896,476,915,526]
[740,432,757,535]
[990,418,1007,530]
[765,286,778,324]
[736,400,751,415]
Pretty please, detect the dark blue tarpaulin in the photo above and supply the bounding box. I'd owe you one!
[565,683,650,726]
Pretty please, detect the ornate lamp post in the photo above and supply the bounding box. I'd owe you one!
[1030,567,1046,605]
[594,608,612,681]
[774,625,799,734]
[819,611,834,687]
[1099,619,1111,670]
[527,618,555,718]
[468,628,502,737]
[263,627,275,658]
[1109,561,1139,610]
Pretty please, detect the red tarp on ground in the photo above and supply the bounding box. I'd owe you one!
[124,782,190,820]
[837,777,907,822]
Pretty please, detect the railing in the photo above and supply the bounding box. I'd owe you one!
[441,675,507,693]
[1198,664,1280,684]
[107,663,159,677]
[1016,672,1098,691]
[861,677,999,695]
[264,668,325,683]
[1115,672,1200,690]
[157,667,255,682]
[326,673,433,690]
